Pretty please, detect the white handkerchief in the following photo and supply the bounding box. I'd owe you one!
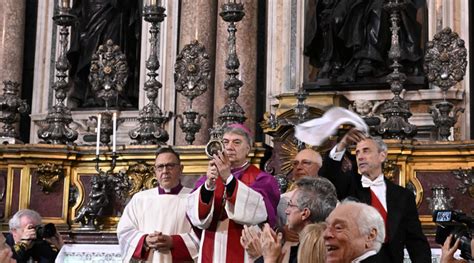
[294,107,369,146]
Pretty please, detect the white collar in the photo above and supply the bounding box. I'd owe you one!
[361,174,384,188]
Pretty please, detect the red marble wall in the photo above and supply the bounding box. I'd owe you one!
[29,168,65,218]
[417,171,473,216]
[10,169,21,216]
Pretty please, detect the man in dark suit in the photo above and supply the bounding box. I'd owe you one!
[5,209,62,263]
[319,128,431,263]
[324,200,385,263]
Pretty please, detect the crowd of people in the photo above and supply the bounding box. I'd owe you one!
[113,124,471,263]
[2,124,473,262]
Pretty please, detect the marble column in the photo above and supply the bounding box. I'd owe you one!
[213,0,259,136]
[175,0,218,145]
[0,0,26,87]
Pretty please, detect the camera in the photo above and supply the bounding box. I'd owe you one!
[35,223,57,240]
[433,210,473,260]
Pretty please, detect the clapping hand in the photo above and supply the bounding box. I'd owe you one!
[260,223,283,263]
[240,225,262,259]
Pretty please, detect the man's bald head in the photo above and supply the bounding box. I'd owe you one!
[292,148,322,180]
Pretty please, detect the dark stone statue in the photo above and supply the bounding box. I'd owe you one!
[74,175,109,228]
[67,0,141,109]
[304,0,426,83]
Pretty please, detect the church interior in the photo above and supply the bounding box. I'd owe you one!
[0,0,473,261]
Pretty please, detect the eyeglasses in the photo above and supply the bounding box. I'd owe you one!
[292,160,314,167]
[155,163,179,172]
[287,200,299,209]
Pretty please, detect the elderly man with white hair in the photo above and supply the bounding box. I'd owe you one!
[324,199,385,263]
[5,209,62,263]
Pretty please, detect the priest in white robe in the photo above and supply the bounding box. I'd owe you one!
[118,147,199,262]
[187,124,280,263]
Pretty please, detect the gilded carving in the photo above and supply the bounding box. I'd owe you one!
[125,162,157,198]
[36,163,64,194]
[383,160,399,181]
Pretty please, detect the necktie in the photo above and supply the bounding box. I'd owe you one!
[361,175,384,188]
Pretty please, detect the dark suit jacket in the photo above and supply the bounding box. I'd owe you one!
[319,154,431,263]
[360,253,382,262]
[4,233,58,263]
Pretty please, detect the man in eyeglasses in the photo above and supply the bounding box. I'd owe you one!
[279,177,337,262]
[291,148,323,182]
[277,148,323,235]
[241,177,338,263]
[117,147,199,262]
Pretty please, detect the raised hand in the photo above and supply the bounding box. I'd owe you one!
[440,235,467,263]
[20,224,37,249]
[213,151,232,182]
[336,128,367,152]
[44,232,64,250]
[205,160,219,189]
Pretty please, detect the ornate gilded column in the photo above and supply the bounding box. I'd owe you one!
[213,0,258,135]
[175,0,217,145]
[0,0,26,84]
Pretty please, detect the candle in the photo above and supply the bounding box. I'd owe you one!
[60,0,70,8]
[96,114,101,156]
[195,26,198,40]
[112,113,117,153]
[150,0,157,7]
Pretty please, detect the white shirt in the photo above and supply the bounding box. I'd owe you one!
[329,146,387,211]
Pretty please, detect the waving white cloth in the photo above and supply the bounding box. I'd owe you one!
[294,107,369,146]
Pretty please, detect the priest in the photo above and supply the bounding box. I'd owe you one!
[187,124,280,263]
[117,147,199,262]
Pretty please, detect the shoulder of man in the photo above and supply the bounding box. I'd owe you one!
[129,187,157,200]
[385,179,417,199]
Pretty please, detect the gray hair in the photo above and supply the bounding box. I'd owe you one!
[295,177,338,223]
[340,199,385,252]
[223,125,254,146]
[365,136,387,153]
[9,209,42,230]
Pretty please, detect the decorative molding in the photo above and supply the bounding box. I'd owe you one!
[124,161,156,198]
[36,163,64,194]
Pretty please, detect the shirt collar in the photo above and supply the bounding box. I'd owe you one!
[230,161,250,176]
[158,182,183,195]
[361,174,384,188]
